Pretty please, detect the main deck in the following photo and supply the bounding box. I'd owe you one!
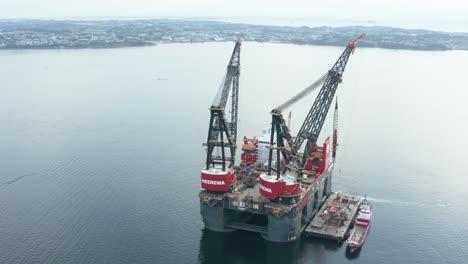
[304,192,362,241]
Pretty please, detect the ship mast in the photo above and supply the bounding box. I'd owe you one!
[332,99,338,158]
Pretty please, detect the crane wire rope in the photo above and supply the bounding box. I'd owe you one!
[337,69,360,181]
[212,65,238,107]
[274,73,327,112]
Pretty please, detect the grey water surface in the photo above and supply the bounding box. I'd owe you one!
[0,42,467,264]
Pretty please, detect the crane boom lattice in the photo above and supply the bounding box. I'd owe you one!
[267,34,365,176]
[205,35,242,171]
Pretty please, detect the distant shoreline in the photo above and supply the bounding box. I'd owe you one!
[1,19,468,51]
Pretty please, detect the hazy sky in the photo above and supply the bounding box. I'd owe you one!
[1,0,467,19]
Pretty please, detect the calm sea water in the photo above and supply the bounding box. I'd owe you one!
[0,42,467,264]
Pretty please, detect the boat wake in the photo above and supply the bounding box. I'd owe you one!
[0,136,121,191]
[365,196,451,208]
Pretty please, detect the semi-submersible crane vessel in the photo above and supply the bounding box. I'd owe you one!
[199,34,364,242]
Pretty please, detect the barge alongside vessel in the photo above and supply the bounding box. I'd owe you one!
[304,192,362,241]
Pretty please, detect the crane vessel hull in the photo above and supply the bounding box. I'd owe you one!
[200,138,334,242]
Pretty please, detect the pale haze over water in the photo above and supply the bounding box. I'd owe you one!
[0,42,467,263]
[210,16,468,33]
[2,0,468,32]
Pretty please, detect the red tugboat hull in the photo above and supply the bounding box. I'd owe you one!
[347,221,370,252]
[346,199,372,253]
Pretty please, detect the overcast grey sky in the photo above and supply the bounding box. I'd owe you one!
[0,0,467,19]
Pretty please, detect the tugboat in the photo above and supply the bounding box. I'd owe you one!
[346,197,372,252]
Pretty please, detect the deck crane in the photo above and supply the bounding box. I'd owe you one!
[267,34,365,179]
[201,35,242,192]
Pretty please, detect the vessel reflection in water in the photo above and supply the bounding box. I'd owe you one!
[345,246,362,260]
[197,230,300,264]
[197,230,358,264]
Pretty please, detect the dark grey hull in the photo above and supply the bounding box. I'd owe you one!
[200,166,333,243]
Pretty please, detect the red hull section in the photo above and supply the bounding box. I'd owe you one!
[296,194,310,211]
[241,153,257,164]
[304,138,332,175]
[201,170,235,191]
[259,175,301,200]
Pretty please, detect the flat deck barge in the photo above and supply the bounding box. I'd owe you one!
[304,192,362,241]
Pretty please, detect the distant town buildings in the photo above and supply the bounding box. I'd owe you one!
[0,20,467,51]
